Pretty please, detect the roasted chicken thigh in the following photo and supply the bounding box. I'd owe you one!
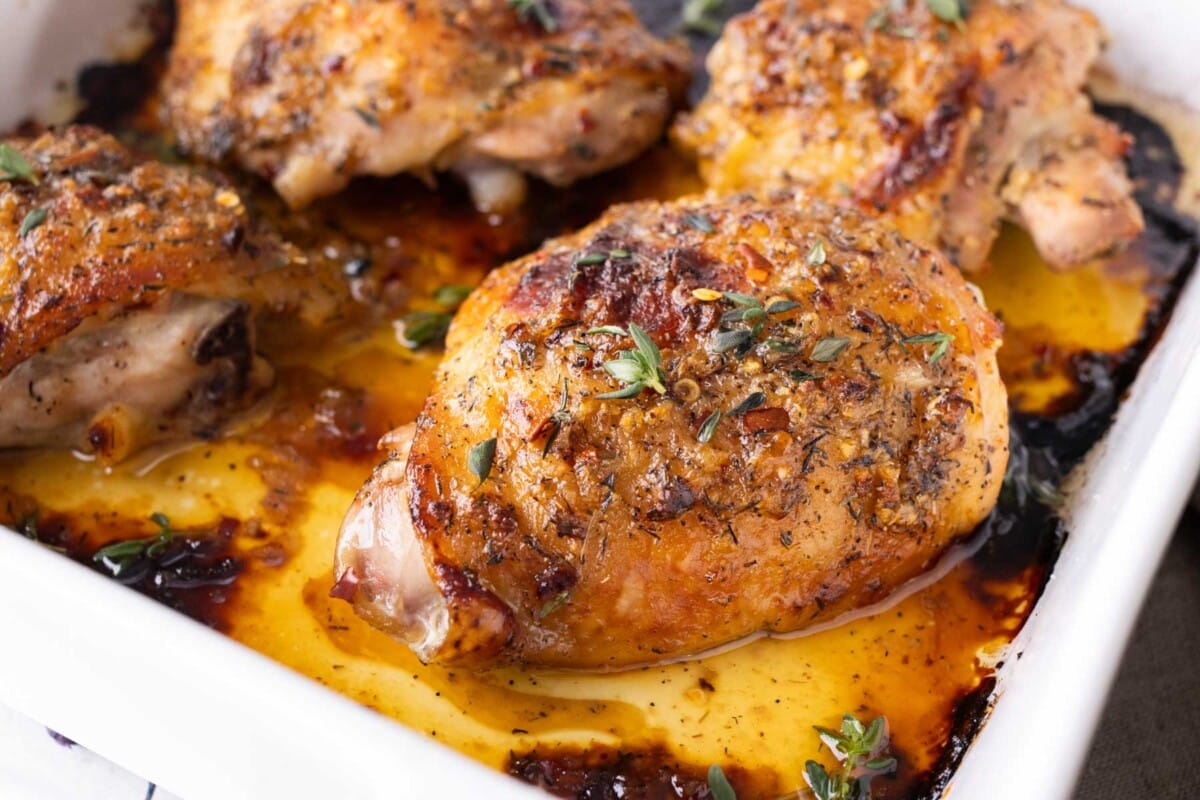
[334,192,1009,668]
[163,0,689,212]
[0,127,337,461]
[674,0,1143,272]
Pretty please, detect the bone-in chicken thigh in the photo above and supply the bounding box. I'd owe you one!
[674,0,1143,272]
[163,0,689,212]
[0,127,338,461]
[334,192,1009,668]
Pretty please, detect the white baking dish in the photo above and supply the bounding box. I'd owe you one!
[0,2,1197,798]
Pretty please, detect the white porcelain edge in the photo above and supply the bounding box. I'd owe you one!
[0,1,1197,798]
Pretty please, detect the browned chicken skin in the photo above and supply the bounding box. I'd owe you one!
[0,127,346,461]
[163,0,689,212]
[673,0,1143,272]
[334,192,1009,669]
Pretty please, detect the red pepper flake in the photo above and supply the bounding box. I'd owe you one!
[738,243,774,281]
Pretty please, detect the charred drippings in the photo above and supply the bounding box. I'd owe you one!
[509,745,771,800]
[3,498,245,629]
[73,1,175,128]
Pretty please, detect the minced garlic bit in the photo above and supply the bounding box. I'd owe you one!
[692,288,723,302]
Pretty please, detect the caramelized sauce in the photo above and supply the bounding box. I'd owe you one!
[3,15,1198,796]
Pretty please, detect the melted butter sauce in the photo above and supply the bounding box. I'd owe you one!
[1,96,1197,799]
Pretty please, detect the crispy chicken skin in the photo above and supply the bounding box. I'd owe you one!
[673,0,1143,273]
[334,192,1009,668]
[0,127,338,460]
[163,0,689,212]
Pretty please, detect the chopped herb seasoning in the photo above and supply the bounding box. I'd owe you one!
[807,239,827,266]
[810,336,850,362]
[468,438,498,486]
[18,206,48,238]
[697,409,722,443]
[727,392,766,417]
[0,143,37,184]
[790,369,823,383]
[609,248,631,259]
[510,0,558,32]
[902,331,954,363]
[780,530,793,547]
[596,323,667,399]
[805,713,897,800]
[682,0,725,35]
[706,765,737,800]
[538,590,571,619]
[765,299,801,314]
[683,212,715,234]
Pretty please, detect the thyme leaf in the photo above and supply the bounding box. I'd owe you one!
[682,0,725,35]
[810,336,850,362]
[727,391,766,416]
[18,206,48,238]
[697,408,722,443]
[683,212,715,234]
[706,764,737,800]
[433,284,472,307]
[925,0,966,25]
[0,144,37,184]
[468,438,498,486]
[538,590,571,619]
[540,379,571,458]
[397,310,451,349]
[509,0,558,32]
[807,239,827,266]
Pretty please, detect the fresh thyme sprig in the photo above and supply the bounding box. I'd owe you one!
[92,513,180,579]
[592,323,667,399]
[706,291,801,357]
[901,331,954,364]
[538,379,571,457]
[805,713,897,800]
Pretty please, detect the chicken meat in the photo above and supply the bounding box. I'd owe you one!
[163,0,689,213]
[333,192,1009,668]
[0,127,344,461]
[673,0,1143,272]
